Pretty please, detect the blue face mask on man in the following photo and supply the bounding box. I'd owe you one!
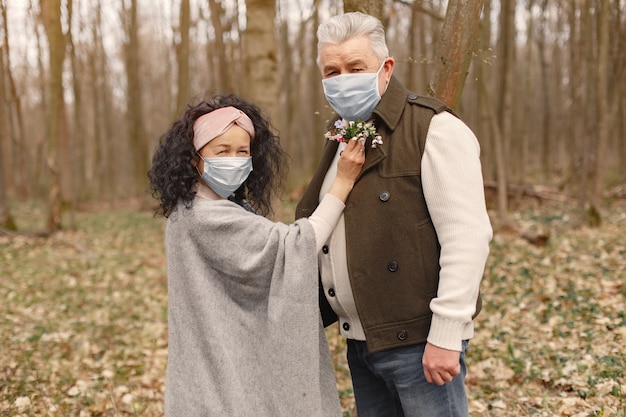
[322,60,386,121]
[198,156,253,198]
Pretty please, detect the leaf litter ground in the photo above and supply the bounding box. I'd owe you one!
[1,199,624,416]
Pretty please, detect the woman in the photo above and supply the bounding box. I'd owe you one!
[148,94,364,417]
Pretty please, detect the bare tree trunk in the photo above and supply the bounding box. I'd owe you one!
[615,0,626,177]
[590,0,610,223]
[309,2,325,173]
[33,0,47,196]
[566,0,584,196]
[406,0,445,92]
[480,78,508,223]
[475,0,493,182]
[175,0,191,115]
[66,0,81,228]
[343,0,383,17]
[496,0,515,182]
[0,144,15,230]
[0,25,16,230]
[553,5,567,175]
[278,4,298,181]
[537,0,551,179]
[89,0,115,198]
[518,0,535,196]
[41,0,65,232]
[1,0,26,198]
[122,0,147,193]
[245,0,280,218]
[429,0,484,110]
[245,0,278,123]
[0,0,11,197]
[580,0,597,225]
[207,0,232,93]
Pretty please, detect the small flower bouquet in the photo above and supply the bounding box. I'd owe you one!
[324,119,383,148]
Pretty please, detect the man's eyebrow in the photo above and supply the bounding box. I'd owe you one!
[347,58,367,66]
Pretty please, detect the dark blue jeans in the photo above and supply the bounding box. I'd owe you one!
[347,339,470,417]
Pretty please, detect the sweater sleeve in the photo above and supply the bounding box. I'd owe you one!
[307,194,345,253]
[421,111,493,351]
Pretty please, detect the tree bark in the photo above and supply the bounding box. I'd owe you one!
[208,0,233,94]
[475,0,493,181]
[0,18,16,230]
[245,0,279,124]
[518,0,535,197]
[66,0,81,228]
[1,0,26,198]
[41,0,65,232]
[479,77,508,223]
[343,0,384,17]
[537,0,551,178]
[590,0,610,222]
[496,0,515,180]
[175,0,191,115]
[429,0,484,111]
[122,0,148,192]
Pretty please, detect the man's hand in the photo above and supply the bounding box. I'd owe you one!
[422,342,461,386]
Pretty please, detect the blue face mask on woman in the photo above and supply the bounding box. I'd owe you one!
[322,60,386,121]
[198,156,253,198]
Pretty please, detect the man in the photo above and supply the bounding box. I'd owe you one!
[296,12,493,417]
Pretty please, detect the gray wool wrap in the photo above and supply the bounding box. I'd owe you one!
[164,198,341,417]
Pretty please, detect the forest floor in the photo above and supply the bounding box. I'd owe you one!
[1,198,625,416]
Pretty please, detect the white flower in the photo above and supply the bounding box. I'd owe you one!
[325,119,383,148]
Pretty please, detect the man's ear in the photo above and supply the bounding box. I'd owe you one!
[383,57,395,80]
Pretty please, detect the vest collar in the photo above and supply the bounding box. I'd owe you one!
[373,76,407,131]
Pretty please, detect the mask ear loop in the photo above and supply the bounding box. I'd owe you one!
[378,58,391,94]
[195,152,205,177]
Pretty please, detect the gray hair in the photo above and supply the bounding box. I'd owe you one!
[316,12,389,66]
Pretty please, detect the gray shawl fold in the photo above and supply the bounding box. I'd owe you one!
[164,198,341,417]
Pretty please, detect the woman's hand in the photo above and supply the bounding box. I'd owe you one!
[329,139,366,202]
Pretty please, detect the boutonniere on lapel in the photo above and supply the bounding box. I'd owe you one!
[324,119,383,149]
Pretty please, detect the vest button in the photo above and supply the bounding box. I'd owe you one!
[322,245,329,254]
[328,288,336,297]
[342,322,351,331]
[379,191,390,202]
[397,330,408,341]
[388,261,398,272]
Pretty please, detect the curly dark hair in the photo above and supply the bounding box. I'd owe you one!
[148,94,288,218]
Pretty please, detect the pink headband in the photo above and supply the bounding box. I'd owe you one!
[193,106,255,151]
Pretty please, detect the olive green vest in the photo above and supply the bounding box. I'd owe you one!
[296,77,479,352]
